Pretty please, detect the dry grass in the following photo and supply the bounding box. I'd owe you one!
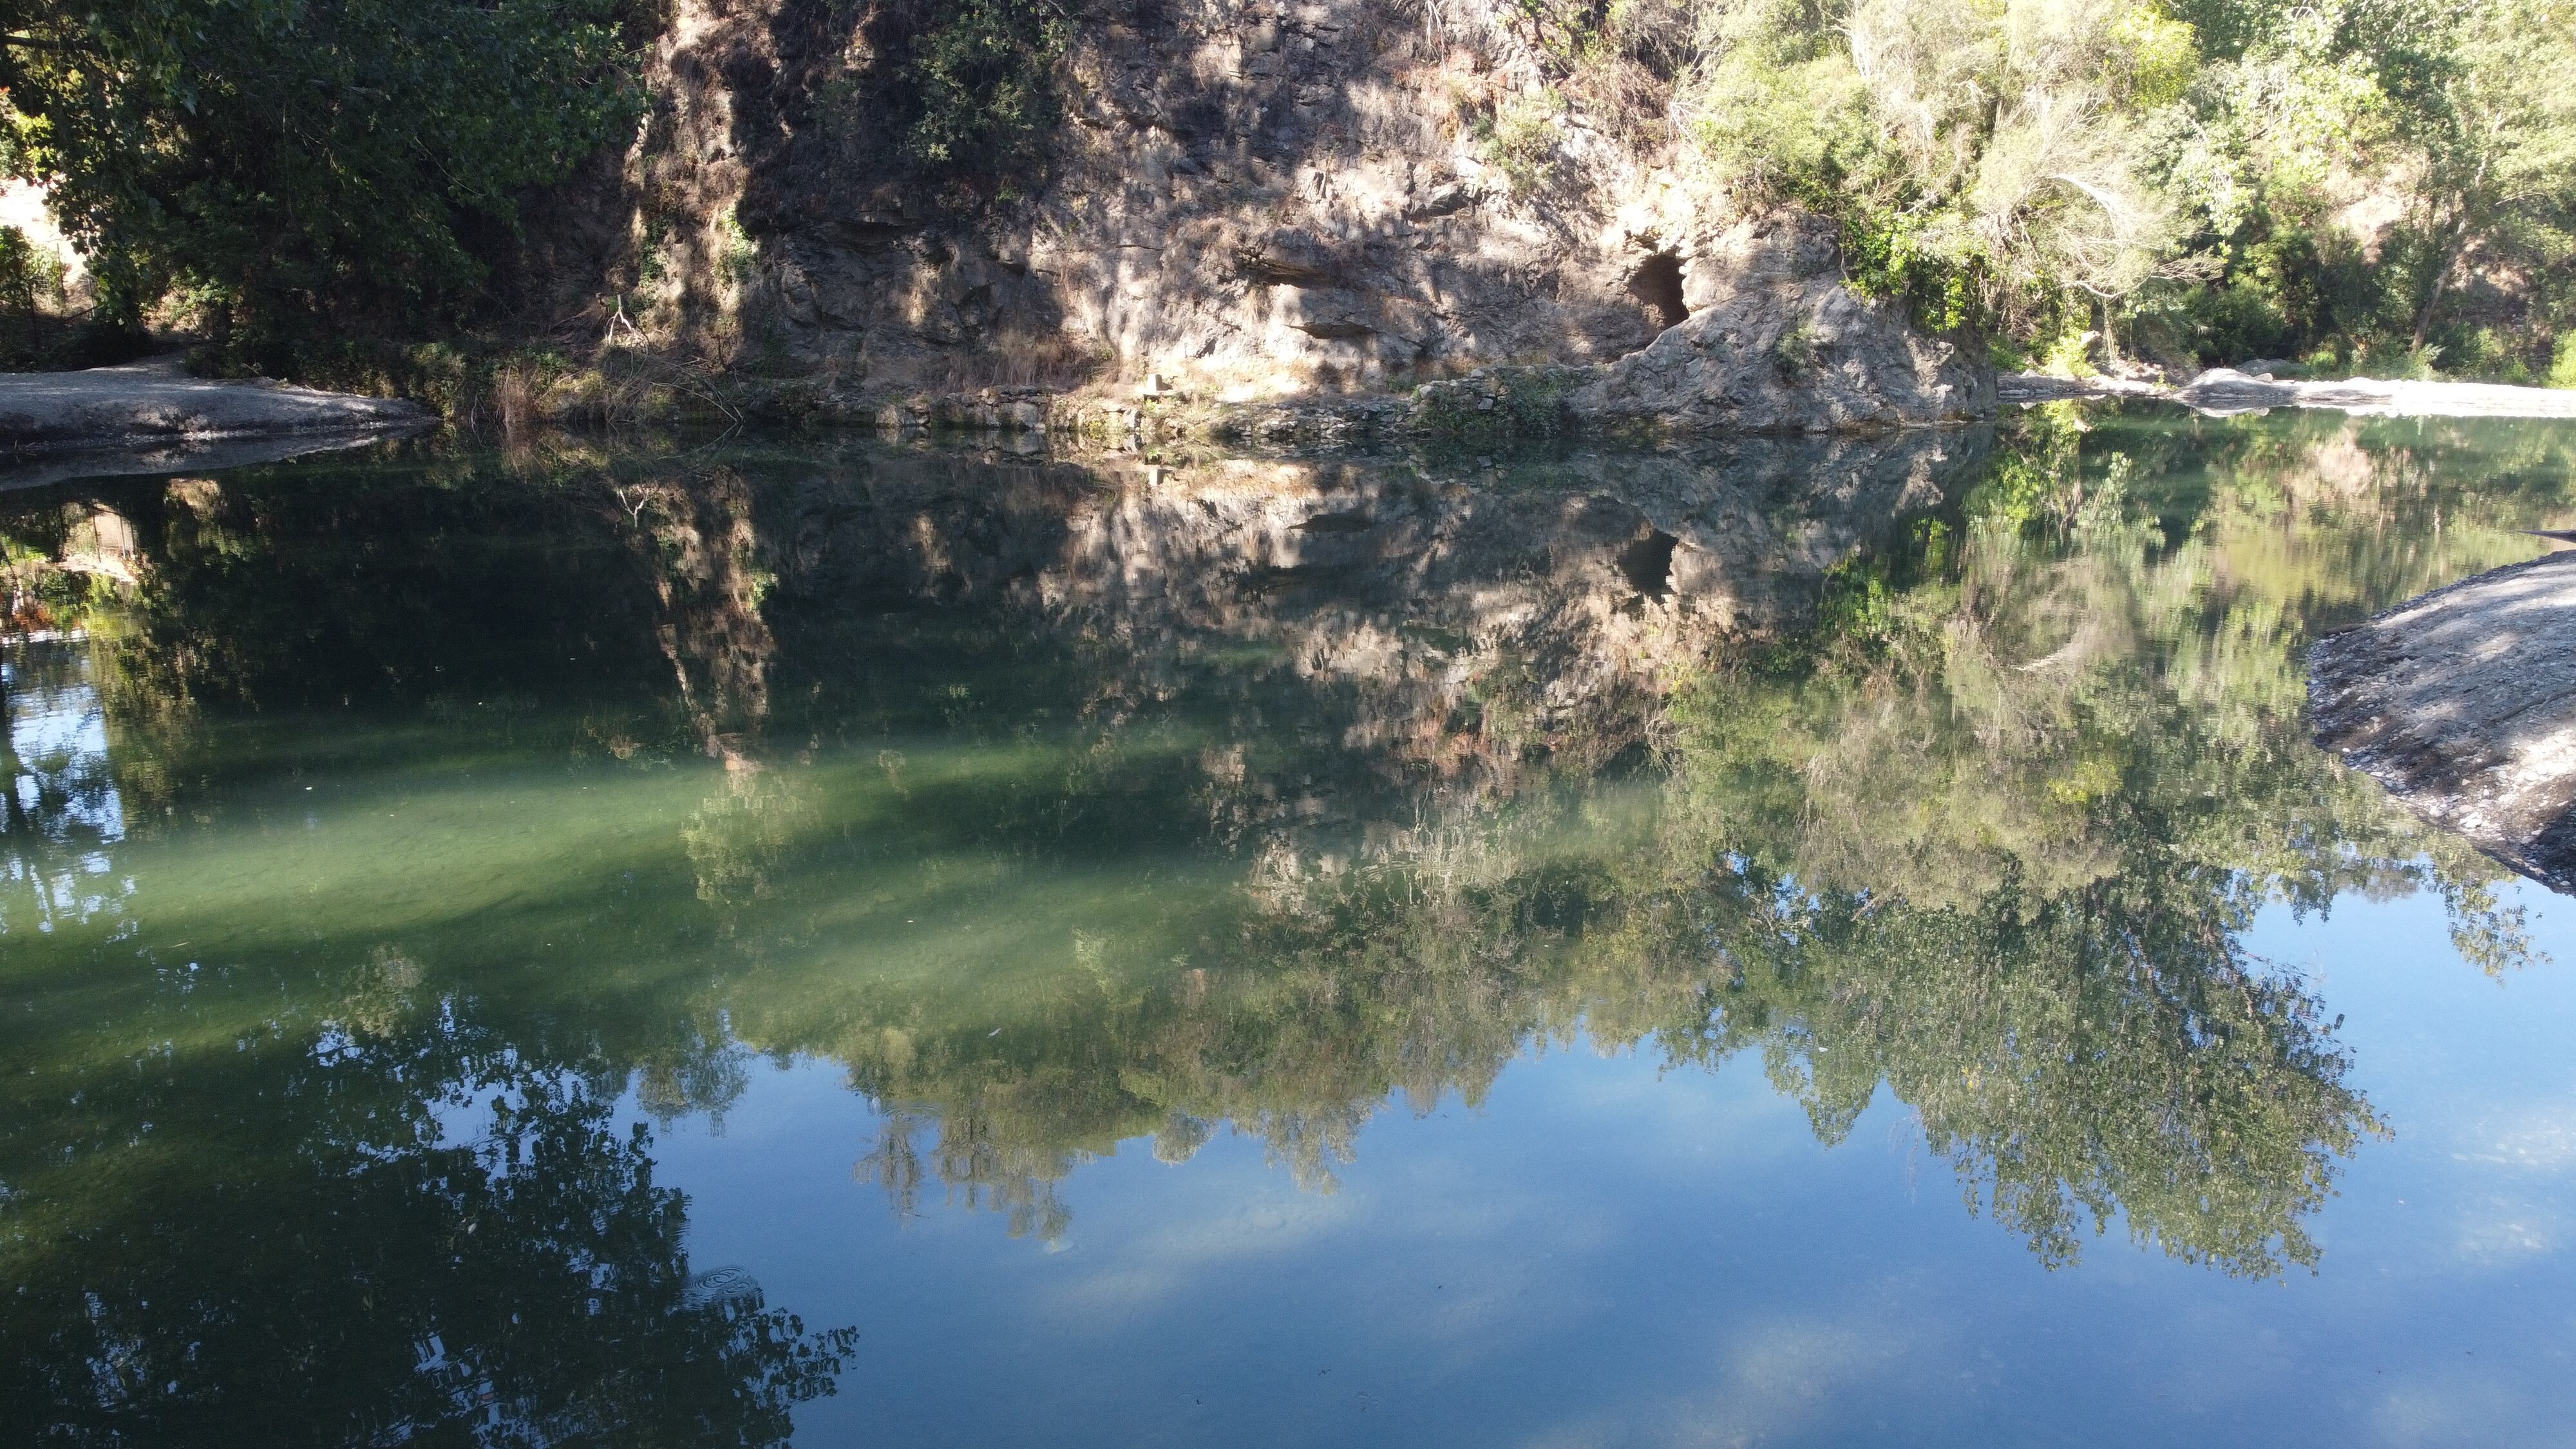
[920,328,1112,391]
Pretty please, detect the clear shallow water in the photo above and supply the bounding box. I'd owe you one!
[5,410,2576,1446]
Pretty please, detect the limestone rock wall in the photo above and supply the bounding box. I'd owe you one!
[547,0,1985,425]
[1569,216,1993,431]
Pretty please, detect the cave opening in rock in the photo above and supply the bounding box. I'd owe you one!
[1618,528,1678,599]
[1627,252,1689,334]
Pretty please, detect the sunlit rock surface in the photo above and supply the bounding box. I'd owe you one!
[2311,552,2576,891]
[558,0,1990,426]
[1566,217,1990,433]
[0,358,430,489]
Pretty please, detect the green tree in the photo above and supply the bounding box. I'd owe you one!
[2363,0,2576,351]
[0,0,639,363]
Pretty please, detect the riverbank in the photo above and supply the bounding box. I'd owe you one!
[2003,367,2576,419]
[1,356,433,489]
[12,351,2573,490]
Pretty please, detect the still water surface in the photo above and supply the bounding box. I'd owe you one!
[5,409,2576,1446]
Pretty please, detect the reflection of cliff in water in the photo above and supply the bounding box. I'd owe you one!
[753,430,1976,824]
[700,421,2514,1276]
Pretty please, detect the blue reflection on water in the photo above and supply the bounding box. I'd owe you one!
[639,883,2576,1448]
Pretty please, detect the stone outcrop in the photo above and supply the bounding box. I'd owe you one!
[729,219,1986,440]
[1567,217,1991,433]
[2309,551,2576,892]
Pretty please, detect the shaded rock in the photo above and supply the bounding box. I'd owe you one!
[2309,553,2576,891]
[1995,372,2166,404]
[1,428,412,494]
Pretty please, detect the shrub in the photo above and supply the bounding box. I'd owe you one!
[3,0,641,370]
[900,0,1069,201]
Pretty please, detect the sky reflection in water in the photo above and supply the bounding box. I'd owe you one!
[3,408,2575,1446]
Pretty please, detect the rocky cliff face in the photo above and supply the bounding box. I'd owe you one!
[542,0,1987,431]
[1569,217,1993,432]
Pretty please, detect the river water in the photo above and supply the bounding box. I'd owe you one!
[5,407,2575,1446]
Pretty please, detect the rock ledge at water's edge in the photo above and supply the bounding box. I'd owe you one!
[2005,367,2576,420]
[2310,551,2576,891]
[1,357,433,490]
[768,250,1991,449]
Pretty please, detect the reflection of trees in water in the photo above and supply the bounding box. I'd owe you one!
[800,414,2550,1273]
[1,639,137,940]
[1622,859,2378,1274]
[1,410,2567,1334]
[0,448,855,1439]
[686,765,817,910]
[623,468,779,759]
[0,1009,855,1444]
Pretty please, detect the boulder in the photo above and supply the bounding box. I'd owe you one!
[0,359,429,451]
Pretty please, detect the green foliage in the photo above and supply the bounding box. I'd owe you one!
[0,0,641,367]
[899,0,1069,200]
[0,222,62,365]
[1651,0,2576,372]
[1474,90,1569,194]
[1841,209,1980,332]
[1412,365,1581,440]
[2137,0,2576,374]
[1770,317,1819,374]
[1676,0,2192,340]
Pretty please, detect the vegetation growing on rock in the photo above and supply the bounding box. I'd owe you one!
[1,0,2571,390]
[1514,0,2576,377]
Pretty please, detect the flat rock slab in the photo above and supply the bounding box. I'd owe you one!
[2003,368,2576,419]
[2311,552,2576,891]
[1,359,431,484]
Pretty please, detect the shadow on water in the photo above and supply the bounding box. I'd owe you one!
[4,408,2575,1437]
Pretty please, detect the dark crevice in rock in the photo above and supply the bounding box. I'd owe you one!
[1627,253,1689,334]
[1618,528,1678,598]
[1294,510,1375,534]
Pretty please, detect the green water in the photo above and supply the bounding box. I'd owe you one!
[6,409,2576,1446]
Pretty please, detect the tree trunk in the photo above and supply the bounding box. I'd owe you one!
[2411,228,2464,355]
[2414,171,2487,355]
